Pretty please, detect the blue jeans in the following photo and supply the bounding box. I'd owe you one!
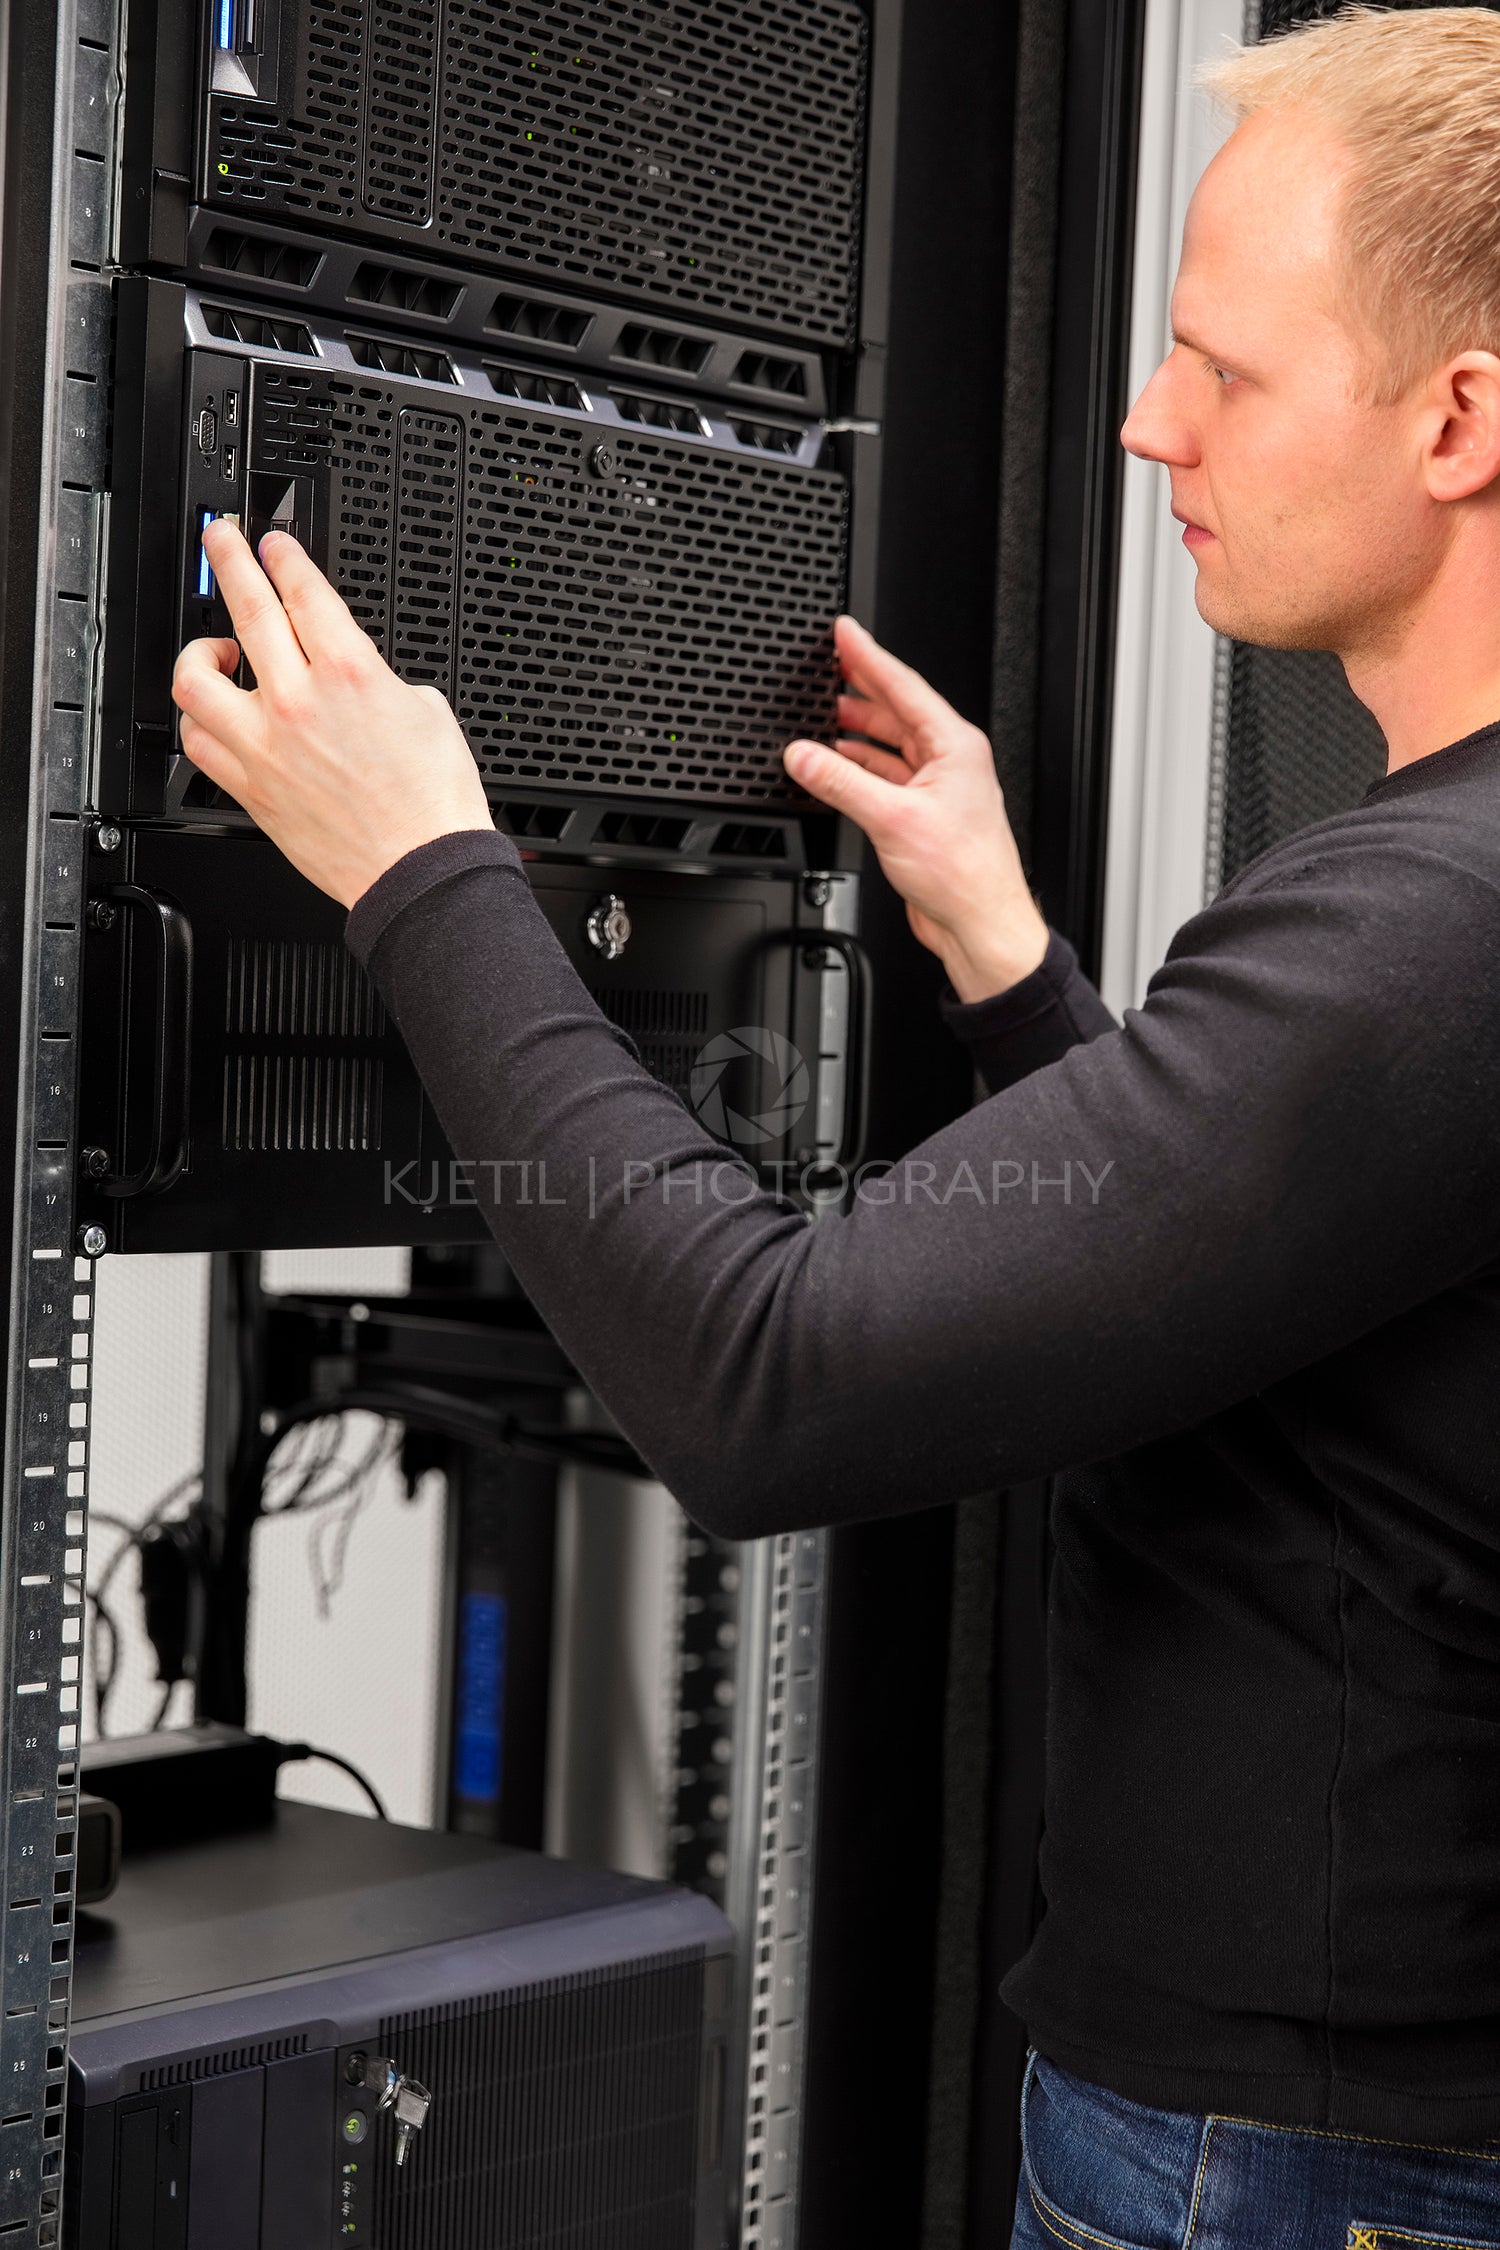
[1010,2051,1500,2250]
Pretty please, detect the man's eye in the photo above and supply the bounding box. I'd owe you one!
[1208,362,1237,387]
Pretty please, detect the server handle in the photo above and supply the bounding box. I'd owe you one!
[756,927,872,1176]
[802,929,872,1173]
[98,883,194,1198]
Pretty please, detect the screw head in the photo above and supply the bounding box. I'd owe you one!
[803,875,832,909]
[585,893,632,961]
[87,900,118,932]
[79,1147,111,1182]
[77,1224,108,1258]
[95,823,122,853]
[587,442,617,479]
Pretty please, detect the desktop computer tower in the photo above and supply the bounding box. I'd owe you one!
[66,1802,734,2248]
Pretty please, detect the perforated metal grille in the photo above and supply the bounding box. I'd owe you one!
[363,0,440,222]
[252,366,845,806]
[1209,646,1385,888]
[207,0,868,344]
[592,987,709,1101]
[394,408,463,699]
[221,936,386,1152]
[370,1953,704,2249]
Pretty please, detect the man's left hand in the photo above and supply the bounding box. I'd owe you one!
[172,519,493,909]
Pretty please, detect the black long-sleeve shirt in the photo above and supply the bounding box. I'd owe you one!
[347,720,1500,2140]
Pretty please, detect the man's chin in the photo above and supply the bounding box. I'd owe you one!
[1190,571,1340,654]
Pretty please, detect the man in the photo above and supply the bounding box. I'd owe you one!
[172,7,1500,2242]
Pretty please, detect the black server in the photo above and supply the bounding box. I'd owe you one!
[80,0,891,1258]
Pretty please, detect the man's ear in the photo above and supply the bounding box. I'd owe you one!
[1425,351,1500,503]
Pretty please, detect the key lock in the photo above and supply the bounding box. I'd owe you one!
[345,2051,434,2169]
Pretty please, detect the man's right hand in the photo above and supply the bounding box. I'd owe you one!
[784,617,1049,1005]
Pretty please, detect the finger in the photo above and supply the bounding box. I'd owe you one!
[784,738,903,834]
[258,531,376,668]
[178,713,251,805]
[832,735,911,786]
[836,692,907,750]
[201,518,308,687]
[196,637,243,679]
[833,614,957,732]
[172,637,262,759]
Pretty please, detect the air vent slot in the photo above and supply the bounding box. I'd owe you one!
[483,363,586,411]
[615,324,711,375]
[610,391,706,436]
[349,261,462,320]
[595,812,693,852]
[201,227,321,289]
[593,990,711,1100]
[139,2035,309,2092]
[361,1,439,226]
[712,822,789,859]
[498,800,571,841]
[222,937,385,1155]
[486,294,592,349]
[732,350,809,398]
[729,419,804,457]
[346,332,457,384]
[202,303,317,356]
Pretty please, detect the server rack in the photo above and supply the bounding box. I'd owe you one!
[0,2,904,2244]
[0,2,1154,2245]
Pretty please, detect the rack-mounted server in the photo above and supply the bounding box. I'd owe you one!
[102,278,848,865]
[123,0,870,349]
[75,826,861,1252]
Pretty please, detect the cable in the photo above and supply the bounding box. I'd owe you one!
[284,1744,388,1821]
[258,1386,652,1488]
[86,1473,203,1736]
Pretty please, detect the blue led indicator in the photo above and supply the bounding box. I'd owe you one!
[454,1592,507,1806]
[217,0,234,50]
[196,511,218,600]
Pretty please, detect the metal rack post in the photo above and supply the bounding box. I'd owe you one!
[0,0,121,2236]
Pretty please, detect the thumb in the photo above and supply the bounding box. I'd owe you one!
[784,740,899,839]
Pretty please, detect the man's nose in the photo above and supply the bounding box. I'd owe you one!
[1121,356,1198,469]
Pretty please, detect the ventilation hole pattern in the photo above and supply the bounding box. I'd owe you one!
[371,1952,705,2250]
[483,361,586,409]
[203,301,317,354]
[222,935,387,1153]
[257,366,339,471]
[222,1052,385,1152]
[394,407,463,699]
[208,0,867,344]
[593,988,709,1102]
[138,2034,309,2092]
[304,377,845,806]
[363,0,440,224]
[1213,645,1386,888]
[225,935,384,1038]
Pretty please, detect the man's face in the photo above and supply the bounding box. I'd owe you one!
[1122,107,1442,655]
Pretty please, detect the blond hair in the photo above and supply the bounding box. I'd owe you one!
[1204,6,1500,400]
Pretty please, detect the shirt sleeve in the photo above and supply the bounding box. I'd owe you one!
[346,825,1500,1541]
[939,928,1118,1094]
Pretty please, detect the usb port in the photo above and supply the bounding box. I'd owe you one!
[215,0,259,51]
[223,388,240,430]
[223,445,238,481]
